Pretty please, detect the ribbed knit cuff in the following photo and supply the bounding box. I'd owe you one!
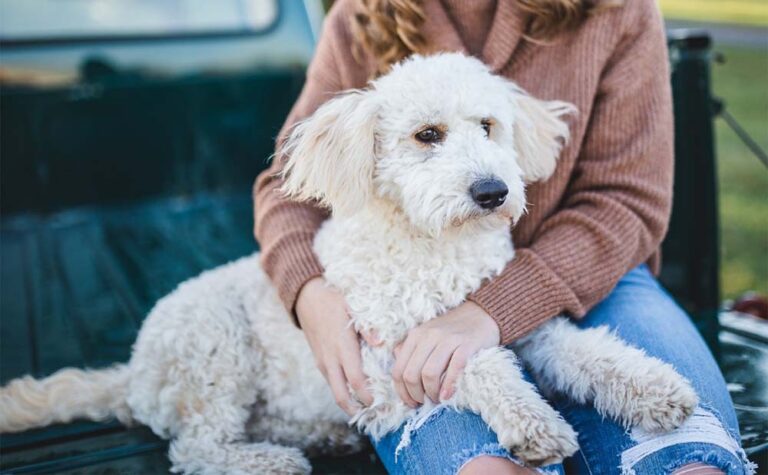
[261,232,325,326]
[467,249,584,345]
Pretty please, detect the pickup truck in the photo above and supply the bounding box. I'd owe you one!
[0,1,764,472]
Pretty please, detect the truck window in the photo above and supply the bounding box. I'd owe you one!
[0,0,278,41]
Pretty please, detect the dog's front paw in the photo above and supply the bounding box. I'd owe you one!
[496,411,578,466]
[629,370,699,433]
[595,354,699,433]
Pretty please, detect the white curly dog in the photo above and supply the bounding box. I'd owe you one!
[0,53,698,474]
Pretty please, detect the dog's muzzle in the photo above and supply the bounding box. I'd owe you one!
[470,178,508,210]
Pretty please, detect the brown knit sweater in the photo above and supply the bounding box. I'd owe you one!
[441,0,498,56]
[253,0,674,345]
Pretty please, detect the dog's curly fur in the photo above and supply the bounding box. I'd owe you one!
[0,54,698,474]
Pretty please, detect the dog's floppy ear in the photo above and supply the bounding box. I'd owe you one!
[280,90,378,216]
[508,85,576,183]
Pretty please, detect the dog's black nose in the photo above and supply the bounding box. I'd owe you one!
[470,178,508,209]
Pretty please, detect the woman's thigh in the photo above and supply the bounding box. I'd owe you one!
[550,265,752,475]
[372,402,565,475]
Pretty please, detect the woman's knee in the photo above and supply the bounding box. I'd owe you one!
[616,405,753,475]
[673,463,725,475]
[458,456,535,475]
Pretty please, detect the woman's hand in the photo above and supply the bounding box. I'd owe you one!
[391,301,500,407]
[296,277,373,415]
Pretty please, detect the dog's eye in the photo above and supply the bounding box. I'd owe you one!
[481,119,492,137]
[415,127,442,144]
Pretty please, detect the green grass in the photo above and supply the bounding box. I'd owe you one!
[659,0,768,27]
[710,45,768,298]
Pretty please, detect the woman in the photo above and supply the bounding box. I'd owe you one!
[254,1,751,473]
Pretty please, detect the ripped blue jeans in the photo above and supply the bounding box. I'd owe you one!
[371,265,755,474]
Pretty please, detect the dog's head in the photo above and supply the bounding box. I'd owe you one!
[281,53,575,236]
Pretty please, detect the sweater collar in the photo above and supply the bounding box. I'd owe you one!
[421,0,525,72]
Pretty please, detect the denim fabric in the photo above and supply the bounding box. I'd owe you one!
[371,265,753,474]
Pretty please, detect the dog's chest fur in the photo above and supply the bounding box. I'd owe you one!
[313,203,514,345]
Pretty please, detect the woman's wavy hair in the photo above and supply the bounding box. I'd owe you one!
[350,0,619,76]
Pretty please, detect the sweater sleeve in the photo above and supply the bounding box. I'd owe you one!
[253,5,352,314]
[468,1,675,344]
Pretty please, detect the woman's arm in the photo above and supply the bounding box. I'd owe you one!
[254,0,369,315]
[254,1,374,413]
[253,41,339,313]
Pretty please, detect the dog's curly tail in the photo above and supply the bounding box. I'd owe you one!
[0,365,132,433]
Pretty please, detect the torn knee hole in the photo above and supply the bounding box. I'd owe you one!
[620,407,755,475]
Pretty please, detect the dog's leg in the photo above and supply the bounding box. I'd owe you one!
[515,317,698,432]
[170,429,310,475]
[124,255,312,474]
[451,347,578,466]
[160,347,311,475]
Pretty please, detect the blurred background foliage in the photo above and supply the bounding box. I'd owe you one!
[710,46,768,299]
[660,0,768,26]
[659,0,767,299]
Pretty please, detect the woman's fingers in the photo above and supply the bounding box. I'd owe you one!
[326,364,356,415]
[361,329,383,347]
[294,279,379,414]
[421,342,460,402]
[440,347,472,401]
[391,338,419,407]
[401,341,437,404]
[340,333,374,406]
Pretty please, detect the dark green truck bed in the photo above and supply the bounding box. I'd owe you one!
[0,1,764,470]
